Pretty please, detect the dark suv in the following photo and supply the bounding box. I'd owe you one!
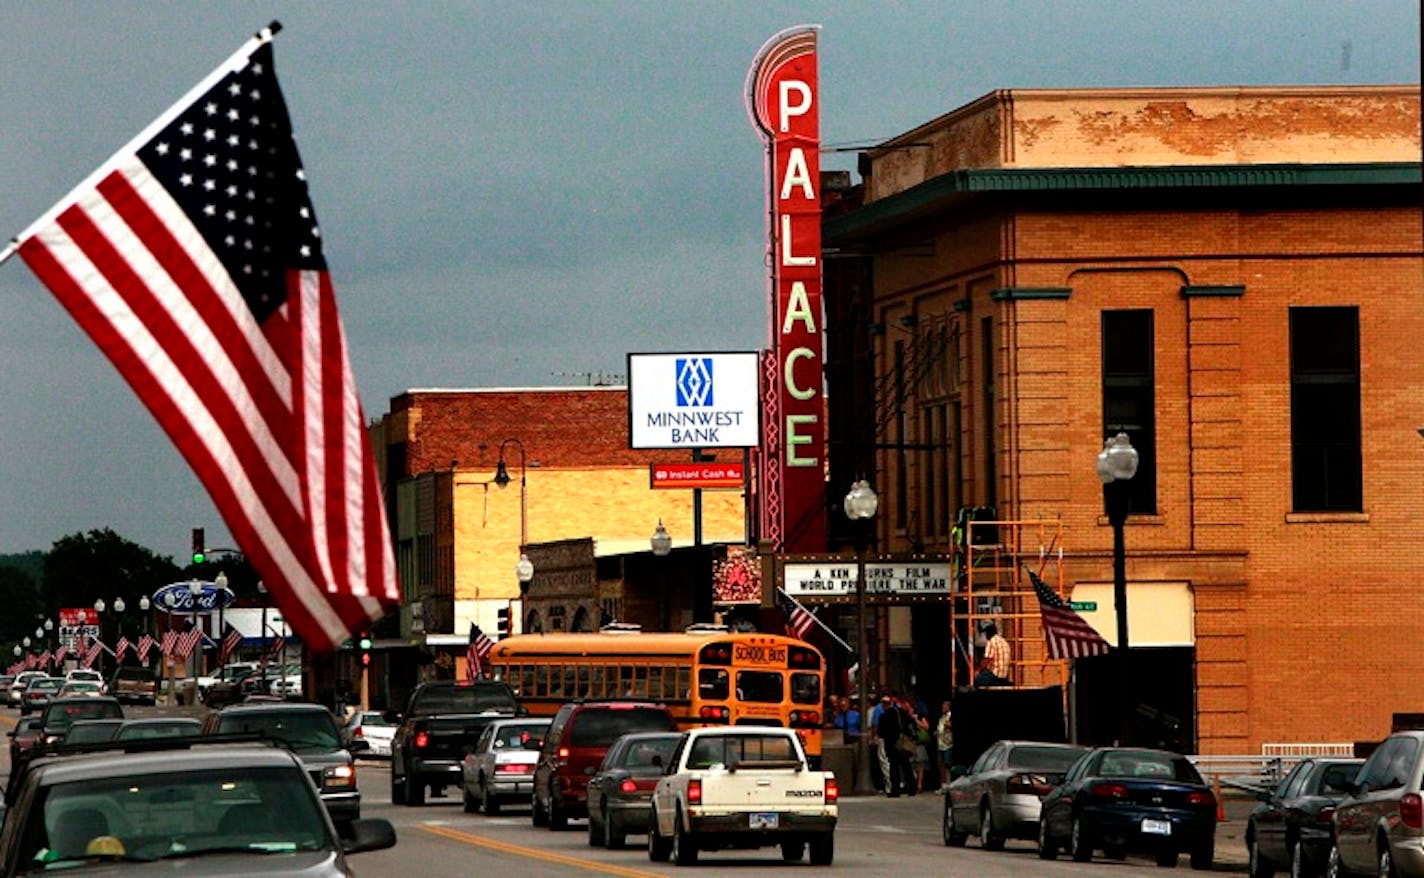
[203,702,367,827]
[532,700,677,830]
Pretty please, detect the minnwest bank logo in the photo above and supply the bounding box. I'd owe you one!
[627,352,758,450]
[675,357,713,407]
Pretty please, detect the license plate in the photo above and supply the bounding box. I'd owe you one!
[1141,818,1172,836]
[749,812,779,830]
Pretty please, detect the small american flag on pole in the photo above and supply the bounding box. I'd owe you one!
[177,628,203,661]
[219,624,242,664]
[268,634,285,660]
[1028,567,1112,660]
[114,636,131,665]
[2,23,397,652]
[160,630,178,659]
[53,645,69,666]
[776,589,816,640]
[136,634,155,664]
[467,623,493,679]
[81,639,104,669]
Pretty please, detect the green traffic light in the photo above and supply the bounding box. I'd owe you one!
[192,552,205,564]
[358,636,372,650]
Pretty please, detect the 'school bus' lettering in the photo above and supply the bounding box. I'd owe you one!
[733,644,787,667]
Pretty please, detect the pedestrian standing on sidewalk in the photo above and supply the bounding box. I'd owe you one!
[935,700,954,786]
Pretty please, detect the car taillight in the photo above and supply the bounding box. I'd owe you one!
[557,746,570,760]
[688,779,701,805]
[620,779,638,793]
[352,727,364,738]
[1317,806,1336,825]
[1006,773,1051,796]
[825,778,839,803]
[1089,782,1129,800]
[413,731,429,749]
[495,763,531,774]
[1401,793,1423,829]
[1186,790,1216,810]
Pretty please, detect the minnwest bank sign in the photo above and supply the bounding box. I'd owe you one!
[783,561,953,598]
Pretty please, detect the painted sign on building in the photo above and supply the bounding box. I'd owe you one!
[747,26,825,552]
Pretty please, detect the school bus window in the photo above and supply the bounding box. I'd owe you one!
[630,666,647,698]
[534,665,548,697]
[676,667,691,700]
[791,672,821,705]
[576,665,590,698]
[736,670,784,703]
[520,665,534,697]
[648,666,663,700]
[619,666,634,697]
[590,666,606,698]
[699,668,729,700]
[563,667,578,698]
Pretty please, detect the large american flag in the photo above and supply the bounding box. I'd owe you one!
[6,24,396,652]
[1028,568,1112,660]
[467,623,493,679]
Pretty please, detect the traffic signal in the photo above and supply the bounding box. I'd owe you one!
[191,527,206,564]
[496,606,510,639]
[358,632,372,667]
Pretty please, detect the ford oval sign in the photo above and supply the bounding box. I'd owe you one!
[152,581,235,615]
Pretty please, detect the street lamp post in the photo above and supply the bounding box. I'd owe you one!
[498,438,533,636]
[844,478,879,795]
[188,580,202,680]
[1097,431,1139,745]
[139,595,151,637]
[651,519,673,630]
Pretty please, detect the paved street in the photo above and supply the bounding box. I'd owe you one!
[0,706,1258,874]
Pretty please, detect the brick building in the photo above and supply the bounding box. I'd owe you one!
[371,387,746,643]
[822,86,1423,754]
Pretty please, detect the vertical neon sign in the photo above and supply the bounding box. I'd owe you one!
[747,26,825,553]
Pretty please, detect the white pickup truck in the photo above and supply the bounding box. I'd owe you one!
[648,726,838,866]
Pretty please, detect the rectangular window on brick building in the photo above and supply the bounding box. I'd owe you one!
[1290,306,1362,511]
[1101,310,1157,515]
[894,339,908,529]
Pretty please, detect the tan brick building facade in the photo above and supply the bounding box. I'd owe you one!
[824,87,1423,754]
[373,388,746,639]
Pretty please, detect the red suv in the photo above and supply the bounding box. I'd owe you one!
[532,700,678,830]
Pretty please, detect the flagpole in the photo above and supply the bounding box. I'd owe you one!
[776,587,855,655]
[0,20,282,269]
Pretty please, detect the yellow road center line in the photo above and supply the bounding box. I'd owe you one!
[0,714,16,730]
[420,823,665,878]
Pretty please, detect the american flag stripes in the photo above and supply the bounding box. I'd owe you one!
[81,639,104,669]
[52,645,69,666]
[136,634,155,664]
[160,630,178,659]
[776,589,816,640]
[114,636,131,665]
[219,624,242,664]
[5,25,397,652]
[177,628,203,661]
[268,634,285,660]
[467,623,493,679]
[1028,568,1112,660]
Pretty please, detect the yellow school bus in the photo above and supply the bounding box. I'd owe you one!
[487,627,826,760]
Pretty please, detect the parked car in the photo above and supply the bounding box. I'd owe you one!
[1245,756,1362,877]
[9,670,46,706]
[943,739,1088,849]
[532,700,679,830]
[341,710,398,758]
[461,717,551,815]
[0,739,396,874]
[587,731,682,848]
[1038,746,1218,869]
[203,702,366,827]
[1329,730,1424,878]
[22,677,65,714]
[7,715,44,765]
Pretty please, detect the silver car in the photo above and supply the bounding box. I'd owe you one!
[461,717,551,815]
[943,740,1088,850]
[1329,730,1424,878]
[0,742,394,875]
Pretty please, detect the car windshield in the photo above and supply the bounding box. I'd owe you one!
[490,722,547,749]
[1098,750,1204,783]
[1008,746,1085,771]
[1318,762,1360,794]
[60,722,121,745]
[687,734,798,768]
[615,736,680,768]
[358,712,394,729]
[16,765,329,870]
[29,680,63,694]
[42,702,122,734]
[410,684,517,714]
[569,709,675,748]
[216,712,341,751]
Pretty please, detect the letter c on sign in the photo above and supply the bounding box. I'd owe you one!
[784,348,815,400]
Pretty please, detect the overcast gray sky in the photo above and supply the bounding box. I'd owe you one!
[1,1,1418,560]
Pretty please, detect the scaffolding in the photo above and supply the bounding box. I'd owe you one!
[952,518,1069,692]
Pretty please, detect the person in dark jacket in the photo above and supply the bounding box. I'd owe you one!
[876,693,915,797]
